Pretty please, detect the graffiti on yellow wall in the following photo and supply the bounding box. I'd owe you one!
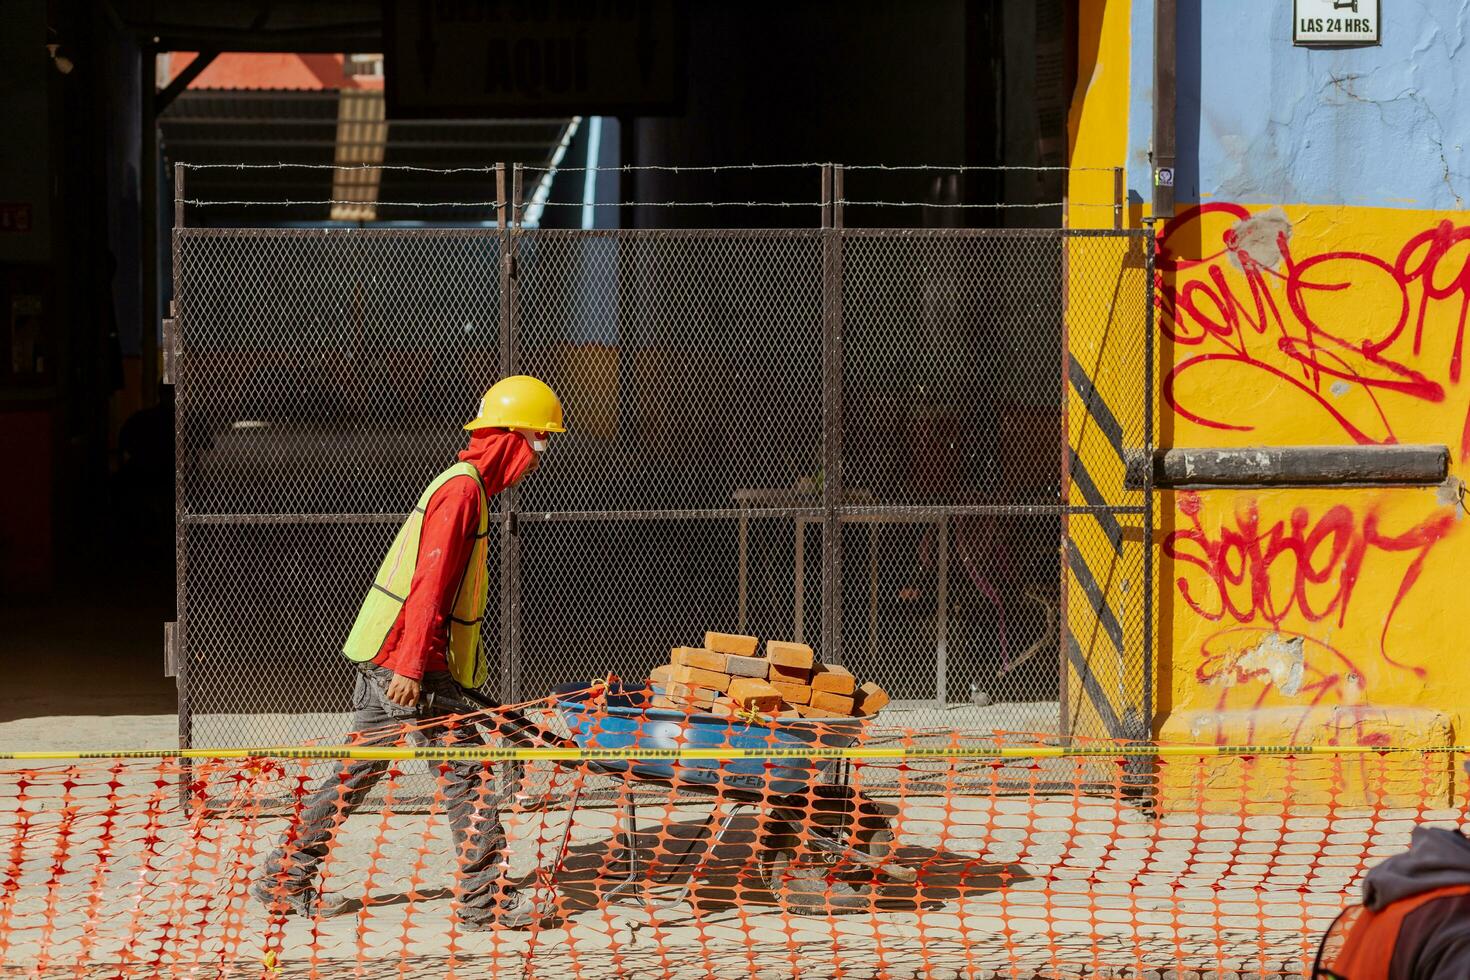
[1156,204,1467,747]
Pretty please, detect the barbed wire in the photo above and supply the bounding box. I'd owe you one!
[180,198,507,208]
[183,197,1111,209]
[837,199,1109,209]
[176,160,1117,175]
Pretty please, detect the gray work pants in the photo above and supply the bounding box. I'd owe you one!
[260,664,509,922]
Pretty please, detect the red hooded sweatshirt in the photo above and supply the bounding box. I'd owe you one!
[372,429,537,680]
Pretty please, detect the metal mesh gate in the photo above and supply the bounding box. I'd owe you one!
[172,210,1151,750]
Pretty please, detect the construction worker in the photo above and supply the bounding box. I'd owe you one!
[251,376,564,931]
[1315,770,1470,978]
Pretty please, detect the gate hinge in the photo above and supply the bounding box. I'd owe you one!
[164,621,179,678]
[161,318,178,385]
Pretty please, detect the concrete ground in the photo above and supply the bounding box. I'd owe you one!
[1,746,1424,980]
[0,588,1407,979]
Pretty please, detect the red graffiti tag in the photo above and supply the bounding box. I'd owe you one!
[1164,492,1454,676]
[1157,205,1470,456]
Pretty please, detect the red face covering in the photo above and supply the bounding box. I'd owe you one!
[458,428,538,496]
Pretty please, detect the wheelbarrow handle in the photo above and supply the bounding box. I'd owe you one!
[422,688,578,750]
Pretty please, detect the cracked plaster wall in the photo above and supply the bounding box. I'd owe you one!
[1127,0,1470,209]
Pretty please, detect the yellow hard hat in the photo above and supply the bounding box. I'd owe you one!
[463,375,566,432]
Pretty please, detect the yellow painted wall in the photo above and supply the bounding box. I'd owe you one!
[1062,0,1149,745]
[1155,203,1467,749]
[1066,3,1467,807]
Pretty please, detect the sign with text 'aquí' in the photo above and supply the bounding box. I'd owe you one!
[1293,0,1380,46]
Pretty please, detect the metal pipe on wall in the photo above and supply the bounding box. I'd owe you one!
[1152,0,1177,220]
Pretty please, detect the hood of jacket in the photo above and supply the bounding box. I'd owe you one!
[1363,826,1470,911]
[458,428,537,497]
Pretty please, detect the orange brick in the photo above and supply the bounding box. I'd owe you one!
[796,701,841,719]
[665,681,719,702]
[766,640,815,672]
[652,694,716,712]
[809,690,855,716]
[854,681,889,716]
[707,698,739,718]
[705,631,760,656]
[771,680,812,705]
[768,660,812,684]
[723,654,768,678]
[726,677,783,712]
[672,647,727,672]
[672,664,732,693]
[810,663,855,696]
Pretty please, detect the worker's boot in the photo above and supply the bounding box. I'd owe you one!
[458,889,551,932]
[250,879,353,918]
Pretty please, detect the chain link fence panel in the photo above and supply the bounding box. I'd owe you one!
[173,223,1149,753]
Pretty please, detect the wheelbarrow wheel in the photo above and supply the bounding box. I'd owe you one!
[756,815,878,914]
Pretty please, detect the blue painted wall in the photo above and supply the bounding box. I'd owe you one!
[1128,0,1470,210]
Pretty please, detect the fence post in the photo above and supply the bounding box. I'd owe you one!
[172,162,192,808]
[497,163,522,701]
[1141,231,1156,739]
[1113,167,1125,230]
[820,165,845,664]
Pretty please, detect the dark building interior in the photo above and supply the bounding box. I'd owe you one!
[1,1,1080,737]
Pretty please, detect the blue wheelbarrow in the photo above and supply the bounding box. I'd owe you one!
[547,681,912,913]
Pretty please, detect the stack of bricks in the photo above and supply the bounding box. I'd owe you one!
[647,631,891,720]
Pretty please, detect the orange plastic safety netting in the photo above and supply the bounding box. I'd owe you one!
[1,686,1465,979]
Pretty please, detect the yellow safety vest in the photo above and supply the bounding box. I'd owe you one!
[342,461,490,688]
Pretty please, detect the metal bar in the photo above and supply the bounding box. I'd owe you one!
[1113,167,1124,230]
[513,163,525,228]
[496,163,507,231]
[155,50,219,115]
[497,160,513,700]
[174,164,185,229]
[504,164,524,701]
[180,512,408,525]
[737,504,748,632]
[169,226,1150,242]
[840,227,1151,239]
[820,164,844,665]
[838,503,1147,518]
[820,164,832,230]
[170,154,190,808]
[1153,0,1178,220]
[1057,200,1074,741]
[1125,444,1450,489]
[935,517,949,708]
[794,518,806,643]
[868,524,878,667]
[833,165,844,230]
[1143,233,1156,743]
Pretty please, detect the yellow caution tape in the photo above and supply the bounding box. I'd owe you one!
[0,744,1465,762]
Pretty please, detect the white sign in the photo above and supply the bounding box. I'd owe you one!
[1294,0,1379,46]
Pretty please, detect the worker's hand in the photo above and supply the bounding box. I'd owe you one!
[384,673,422,708]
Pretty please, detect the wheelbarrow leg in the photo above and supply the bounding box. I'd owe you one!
[600,796,754,912]
[641,801,751,910]
[603,794,644,905]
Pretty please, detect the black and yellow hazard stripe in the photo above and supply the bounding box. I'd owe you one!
[1063,290,1148,741]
